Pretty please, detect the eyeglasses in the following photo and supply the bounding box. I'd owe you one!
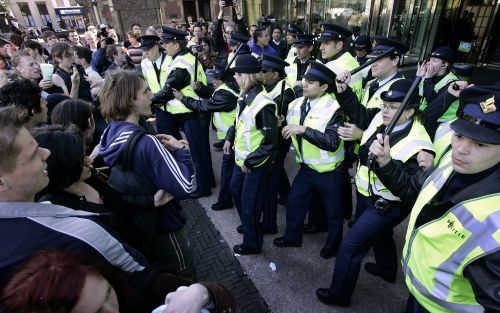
[380,103,400,111]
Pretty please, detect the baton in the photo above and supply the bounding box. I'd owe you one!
[279,80,286,116]
[337,47,397,82]
[224,43,244,73]
[194,52,199,82]
[368,76,422,166]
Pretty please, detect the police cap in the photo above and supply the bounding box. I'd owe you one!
[286,24,304,35]
[451,85,500,144]
[355,35,372,51]
[137,35,160,50]
[370,36,408,57]
[294,34,315,48]
[229,32,250,46]
[231,54,261,74]
[261,53,290,72]
[318,23,352,42]
[429,46,457,64]
[380,79,420,104]
[160,26,189,43]
[303,60,336,86]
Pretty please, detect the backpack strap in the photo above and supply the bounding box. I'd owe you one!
[120,130,147,171]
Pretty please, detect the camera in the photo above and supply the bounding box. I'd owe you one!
[224,0,233,6]
[374,198,390,214]
[190,44,204,54]
[261,15,276,27]
[100,24,108,38]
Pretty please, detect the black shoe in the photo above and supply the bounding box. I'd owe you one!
[189,191,212,199]
[236,225,244,234]
[320,245,338,259]
[303,224,328,234]
[364,262,396,283]
[273,236,302,247]
[315,288,351,307]
[233,244,261,255]
[211,201,233,211]
[213,140,225,149]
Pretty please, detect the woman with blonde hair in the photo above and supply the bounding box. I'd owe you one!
[223,54,278,255]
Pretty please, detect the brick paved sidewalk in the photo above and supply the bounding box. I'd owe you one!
[183,198,271,313]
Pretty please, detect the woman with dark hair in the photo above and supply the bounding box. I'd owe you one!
[33,125,168,252]
[50,99,95,144]
[1,249,233,313]
[197,36,217,70]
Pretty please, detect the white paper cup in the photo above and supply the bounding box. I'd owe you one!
[40,63,54,80]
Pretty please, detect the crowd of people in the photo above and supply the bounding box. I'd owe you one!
[0,0,498,312]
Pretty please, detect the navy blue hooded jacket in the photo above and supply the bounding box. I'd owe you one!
[100,121,194,232]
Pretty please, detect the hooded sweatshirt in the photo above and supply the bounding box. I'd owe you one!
[100,121,195,232]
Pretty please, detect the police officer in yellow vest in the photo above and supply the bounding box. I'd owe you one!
[285,34,316,98]
[318,23,363,100]
[138,35,182,138]
[273,61,346,259]
[152,26,215,198]
[172,64,239,211]
[285,24,304,62]
[370,85,500,313]
[224,54,278,255]
[315,78,434,307]
[260,53,296,234]
[416,46,460,136]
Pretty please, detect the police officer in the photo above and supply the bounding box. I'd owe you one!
[227,32,258,68]
[417,46,460,136]
[285,24,304,62]
[153,26,215,198]
[172,64,239,210]
[285,33,316,97]
[260,53,296,234]
[354,35,371,65]
[354,34,372,87]
[273,61,345,259]
[315,77,434,307]
[138,35,180,138]
[225,54,278,255]
[318,23,363,100]
[370,85,500,313]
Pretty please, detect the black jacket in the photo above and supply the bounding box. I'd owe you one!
[181,80,239,113]
[264,80,296,118]
[291,57,314,98]
[333,85,380,130]
[226,84,278,169]
[421,90,459,138]
[213,16,249,68]
[269,40,287,59]
[375,159,500,311]
[152,49,204,106]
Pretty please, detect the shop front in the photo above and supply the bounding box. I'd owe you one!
[55,7,86,31]
[266,0,500,65]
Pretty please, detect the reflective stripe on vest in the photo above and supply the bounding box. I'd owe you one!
[268,79,293,100]
[285,46,297,63]
[356,113,434,200]
[141,54,171,93]
[286,95,345,173]
[285,61,299,86]
[361,77,404,109]
[433,120,455,166]
[234,90,277,167]
[419,72,459,122]
[402,151,499,313]
[324,52,363,101]
[165,53,207,114]
[212,84,238,140]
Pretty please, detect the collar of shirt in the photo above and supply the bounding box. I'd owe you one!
[390,118,412,133]
[273,39,281,45]
[377,72,398,86]
[154,53,163,69]
[306,96,321,109]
